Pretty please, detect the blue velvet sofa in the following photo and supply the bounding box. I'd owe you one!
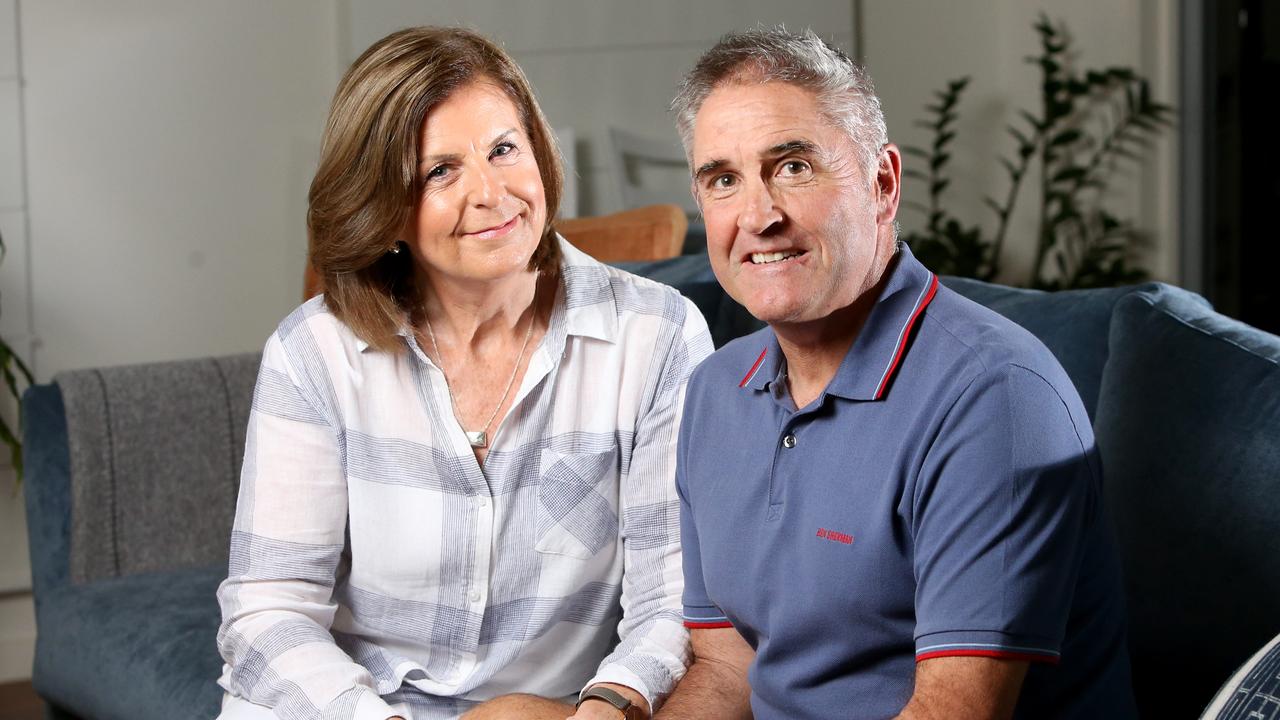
[22,254,1280,718]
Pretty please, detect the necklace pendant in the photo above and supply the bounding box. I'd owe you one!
[465,430,488,448]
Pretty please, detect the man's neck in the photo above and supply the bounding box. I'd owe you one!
[773,261,894,409]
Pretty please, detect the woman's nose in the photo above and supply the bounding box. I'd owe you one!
[467,161,503,208]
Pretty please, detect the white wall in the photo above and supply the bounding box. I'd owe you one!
[0,0,36,684]
[865,0,1180,284]
[0,0,340,683]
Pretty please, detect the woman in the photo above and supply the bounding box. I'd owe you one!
[216,27,712,720]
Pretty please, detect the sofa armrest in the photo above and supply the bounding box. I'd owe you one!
[23,383,72,598]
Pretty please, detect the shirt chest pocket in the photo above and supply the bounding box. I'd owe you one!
[535,448,620,560]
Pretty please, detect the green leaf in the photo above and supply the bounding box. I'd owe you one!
[999,158,1020,179]
[931,179,951,195]
[930,153,951,170]
[902,146,929,158]
[903,168,929,181]
[983,197,1006,217]
[1050,129,1082,146]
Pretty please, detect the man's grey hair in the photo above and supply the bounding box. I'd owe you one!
[671,27,888,177]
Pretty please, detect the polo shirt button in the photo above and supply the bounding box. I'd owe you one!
[782,433,797,449]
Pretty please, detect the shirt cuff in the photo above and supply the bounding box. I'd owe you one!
[582,666,656,715]
[914,629,1060,664]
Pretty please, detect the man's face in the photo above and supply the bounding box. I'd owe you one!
[690,81,901,328]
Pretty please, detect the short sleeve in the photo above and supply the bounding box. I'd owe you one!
[912,363,1097,664]
[676,379,733,630]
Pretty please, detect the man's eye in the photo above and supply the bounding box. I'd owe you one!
[780,160,809,175]
[712,174,736,189]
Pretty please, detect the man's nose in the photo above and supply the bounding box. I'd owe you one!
[738,179,783,235]
[467,161,503,208]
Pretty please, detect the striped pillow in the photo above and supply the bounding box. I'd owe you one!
[1201,633,1280,719]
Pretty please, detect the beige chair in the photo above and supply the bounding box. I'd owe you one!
[304,203,687,300]
[556,203,687,263]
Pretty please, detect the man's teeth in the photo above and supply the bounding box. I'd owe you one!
[751,251,800,264]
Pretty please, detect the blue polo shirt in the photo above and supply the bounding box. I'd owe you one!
[677,246,1136,719]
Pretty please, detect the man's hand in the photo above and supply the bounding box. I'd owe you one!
[653,627,754,719]
[895,656,1029,720]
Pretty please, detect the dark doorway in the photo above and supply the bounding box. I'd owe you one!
[1197,0,1280,333]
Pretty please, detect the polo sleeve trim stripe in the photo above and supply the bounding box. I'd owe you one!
[684,620,735,629]
[873,273,939,400]
[915,643,1060,665]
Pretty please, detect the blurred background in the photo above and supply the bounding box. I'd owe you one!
[0,0,1272,688]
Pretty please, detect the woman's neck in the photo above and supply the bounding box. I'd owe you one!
[417,269,543,351]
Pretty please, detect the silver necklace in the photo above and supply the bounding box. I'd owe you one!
[423,276,538,449]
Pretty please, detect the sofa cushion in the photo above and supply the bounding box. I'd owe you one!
[1093,284,1280,717]
[32,564,225,719]
[941,278,1181,421]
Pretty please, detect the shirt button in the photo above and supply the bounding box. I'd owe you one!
[476,496,489,508]
[469,589,481,603]
[782,433,797,449]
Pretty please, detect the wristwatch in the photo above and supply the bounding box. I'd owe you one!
[577,686,644,720]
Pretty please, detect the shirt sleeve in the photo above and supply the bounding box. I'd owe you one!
[584,295,714,710]
[911,362,1097,665]
[216,327,399,720]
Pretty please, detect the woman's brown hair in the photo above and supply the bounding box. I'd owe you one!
[308,27,564,351]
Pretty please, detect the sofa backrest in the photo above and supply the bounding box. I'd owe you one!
[1092,284,1280,716]
[51,353,260,584]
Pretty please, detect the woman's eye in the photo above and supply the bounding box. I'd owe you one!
[491,141,517,159]
[425,165,451,182]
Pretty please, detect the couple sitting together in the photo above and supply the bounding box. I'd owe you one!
[216,25,1137,720]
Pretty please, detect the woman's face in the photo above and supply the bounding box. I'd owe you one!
[406,80,546,289]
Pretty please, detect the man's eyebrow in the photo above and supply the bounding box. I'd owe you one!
[693,158,728,183]
[763,139,818,158]
[419,128,517,168]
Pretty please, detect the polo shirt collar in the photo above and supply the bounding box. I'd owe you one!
[354,234,617,353]
[741,244,938,401]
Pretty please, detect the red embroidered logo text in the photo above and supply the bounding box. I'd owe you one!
[816,528,853,545]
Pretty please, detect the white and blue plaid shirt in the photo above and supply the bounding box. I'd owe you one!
[217,239,713,720]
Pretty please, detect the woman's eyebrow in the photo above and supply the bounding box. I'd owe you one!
[419,128,519,168]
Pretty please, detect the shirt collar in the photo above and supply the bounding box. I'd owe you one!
[741,243,939,401]
[354,234,617,353]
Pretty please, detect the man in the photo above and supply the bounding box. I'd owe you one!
[655,28,1137,719]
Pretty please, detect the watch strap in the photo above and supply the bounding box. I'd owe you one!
[577,686,641,719]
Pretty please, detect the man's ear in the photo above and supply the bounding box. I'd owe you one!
[876,143,902,225]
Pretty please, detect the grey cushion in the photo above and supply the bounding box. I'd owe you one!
[56,354,260,583]
[1094,284,1280,717]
